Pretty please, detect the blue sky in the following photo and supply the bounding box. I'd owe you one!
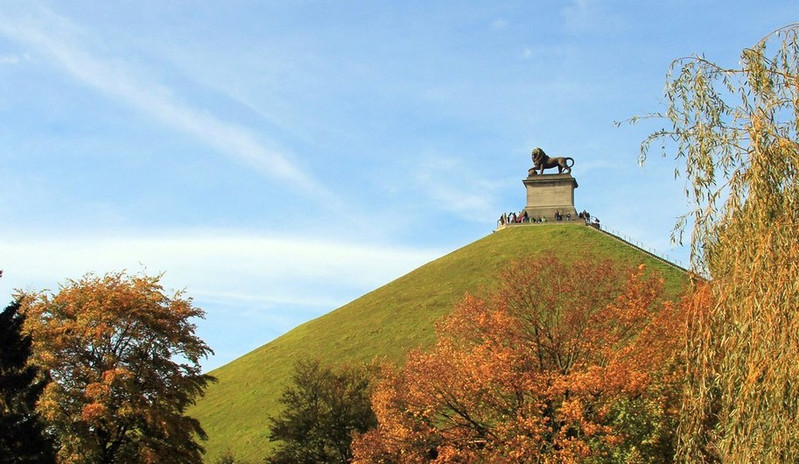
[1,1,795,370]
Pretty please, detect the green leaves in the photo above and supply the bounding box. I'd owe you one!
[0,300,56,463]
[266,360,376,464]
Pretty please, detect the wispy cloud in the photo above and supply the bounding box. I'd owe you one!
[0,53,27,64]
[521,48,534,59]
[0,228,444,370]
[561,0,624,35]
[0,229,442,302]
[0,5,333,200]
[415,156,503,221]
[491,19,509,31]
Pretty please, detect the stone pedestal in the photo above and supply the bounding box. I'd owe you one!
[523,174,578,221]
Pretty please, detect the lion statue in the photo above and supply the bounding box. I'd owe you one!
[530,147,574,175]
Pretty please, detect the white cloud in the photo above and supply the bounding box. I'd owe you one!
[491,19,509,30]
[0,230,442,304]
[561,0,623,35]
[0,53,27,64]
[415,157,503,221]
[0,229,444,370]
[521,47,533,59]
[0,6,333,200]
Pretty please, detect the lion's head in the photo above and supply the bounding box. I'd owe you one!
[531,147,548,166]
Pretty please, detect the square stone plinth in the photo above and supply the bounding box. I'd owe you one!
[523,174,578,220]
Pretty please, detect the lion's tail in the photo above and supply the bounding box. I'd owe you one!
[565,157,575,167]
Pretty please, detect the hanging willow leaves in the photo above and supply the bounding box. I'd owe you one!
[638,23,799,463]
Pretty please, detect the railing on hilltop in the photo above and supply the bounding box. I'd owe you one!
[496,215,595,229]
[495,217,688,272]
[596,225,688,272]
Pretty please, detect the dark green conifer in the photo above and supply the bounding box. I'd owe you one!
[0,300,56,464]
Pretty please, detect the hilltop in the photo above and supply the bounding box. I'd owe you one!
[191,224,689,462]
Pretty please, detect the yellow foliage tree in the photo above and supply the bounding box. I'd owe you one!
[639,24,799,463]
[19,271,215,464]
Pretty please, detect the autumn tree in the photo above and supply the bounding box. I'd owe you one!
[352,255,686,464]
[18,271,216,464]
[266,359,377,464]
[637,24,799,462]
[0,300,57,464]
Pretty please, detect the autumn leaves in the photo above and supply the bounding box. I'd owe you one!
[352,255,689,463]
[17,272,215,464]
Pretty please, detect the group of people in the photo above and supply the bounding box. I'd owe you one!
[497,209,600,228]
[578,210,600,227]
[499,211,540,225]
[553,210,572,221]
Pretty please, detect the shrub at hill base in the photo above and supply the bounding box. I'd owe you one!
[352,255,689,464]
[265,359,377,464]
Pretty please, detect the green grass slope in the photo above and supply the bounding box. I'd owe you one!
[192,224,689,462]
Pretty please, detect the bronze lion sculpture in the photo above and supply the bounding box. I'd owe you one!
[530,147,574,175]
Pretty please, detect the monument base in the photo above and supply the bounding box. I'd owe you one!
[523,174,578,221]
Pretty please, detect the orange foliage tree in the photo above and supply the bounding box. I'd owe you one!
[352,255,687,463]
[18,271,215,464]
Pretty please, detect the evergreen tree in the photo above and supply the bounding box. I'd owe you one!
[0,300,56,464]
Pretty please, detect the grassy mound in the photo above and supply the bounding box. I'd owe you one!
[192,225,688,462]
